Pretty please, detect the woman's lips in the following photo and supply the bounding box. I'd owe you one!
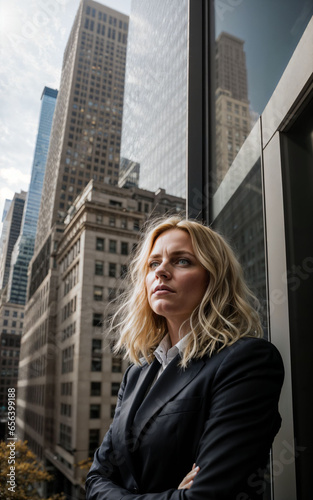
[153,285,175,294]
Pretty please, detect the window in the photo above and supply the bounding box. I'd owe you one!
[111,382,120,396]
[112,356,122,373]
[109,263,116,277]
[91,382,101,396]
[109,216,116,226]
[121,242,129,255]
[89,429,100,457]
[133,219,140,231]
[96,214,103,223]
[61,345,74,374]
[109,199,122,207]
[109,240,117,253]
[61,382,72,396]
[96,237,104,251]
[95,260,104,275]
[91,339,102,371]
[111,404,116,418]
[93,313,103,327]
[94,286,103,301]
[60,423,72,452]
[90,404,101,419]
[60,403,72,417]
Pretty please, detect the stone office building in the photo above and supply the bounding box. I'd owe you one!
[17,181,184,498]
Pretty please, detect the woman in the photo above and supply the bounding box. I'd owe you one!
[86,217,284,499]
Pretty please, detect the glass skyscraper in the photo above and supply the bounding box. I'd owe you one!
[7,87,58,305]
[121,0,188,198]
[0,192,26,290]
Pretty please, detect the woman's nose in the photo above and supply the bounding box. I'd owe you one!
[155,262,171,279]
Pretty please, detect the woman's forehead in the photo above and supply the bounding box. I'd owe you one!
[150,228,192,252]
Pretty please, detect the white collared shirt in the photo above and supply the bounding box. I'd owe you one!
[153,333,191,379]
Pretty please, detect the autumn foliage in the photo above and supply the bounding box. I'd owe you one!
[0,440,66,499]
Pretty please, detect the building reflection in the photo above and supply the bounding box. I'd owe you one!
[214,32,251,191]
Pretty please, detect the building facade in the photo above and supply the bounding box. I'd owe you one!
[0,193,26,432]
[7,87,58,305]
[17,181,184,498]
[0,295,24,426]
[35,0,129,252]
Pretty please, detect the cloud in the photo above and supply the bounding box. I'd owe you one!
[0,167,30,187]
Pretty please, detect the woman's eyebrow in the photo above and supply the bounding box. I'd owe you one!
[148,250,195,259]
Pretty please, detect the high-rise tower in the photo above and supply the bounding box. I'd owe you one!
[0,192,26,290]
[0,200,12,256]
[215,32,249,102]
[214,32,251,188]
[120,0,189,198]
[7,87,58,305]
[35,0,128,252]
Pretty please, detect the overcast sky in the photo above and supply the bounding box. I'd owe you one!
[0,0,131,228]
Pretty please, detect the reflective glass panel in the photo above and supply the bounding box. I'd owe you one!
[212,0,313,192]
[120,0,188,199]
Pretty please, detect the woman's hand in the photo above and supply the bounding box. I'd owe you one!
[178,464,200,490]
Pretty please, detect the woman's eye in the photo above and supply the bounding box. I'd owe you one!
[177,258,190,265]
[149,261,159,269]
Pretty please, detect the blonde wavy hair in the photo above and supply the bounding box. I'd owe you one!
[112,216,263,367]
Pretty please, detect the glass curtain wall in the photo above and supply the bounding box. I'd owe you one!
[121,0,189,199]
[121,2,312,496]
[210,0,313,323]
[206,2,313,499]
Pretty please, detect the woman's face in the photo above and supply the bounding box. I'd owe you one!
[145,229,209,326]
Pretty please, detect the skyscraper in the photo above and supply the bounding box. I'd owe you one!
[0,193,26,417]
[17,1,129,497]
[214,32,251,188]
[7,87,58,305]
[215,32,249,102]
[0,200,12,256]
[35,0,128,252]
[0,192,26,290]
[120,0,189,198]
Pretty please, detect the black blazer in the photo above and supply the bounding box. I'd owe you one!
[86,337,284,499]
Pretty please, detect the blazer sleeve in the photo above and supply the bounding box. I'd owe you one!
[85,364,137,499]
[86,339,284,500]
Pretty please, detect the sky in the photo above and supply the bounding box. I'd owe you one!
[0,0,131,229]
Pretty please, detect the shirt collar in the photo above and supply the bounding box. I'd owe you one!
[154,333,191,366]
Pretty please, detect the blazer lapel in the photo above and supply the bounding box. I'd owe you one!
[116,358,161,457]
[132,355,205,445]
